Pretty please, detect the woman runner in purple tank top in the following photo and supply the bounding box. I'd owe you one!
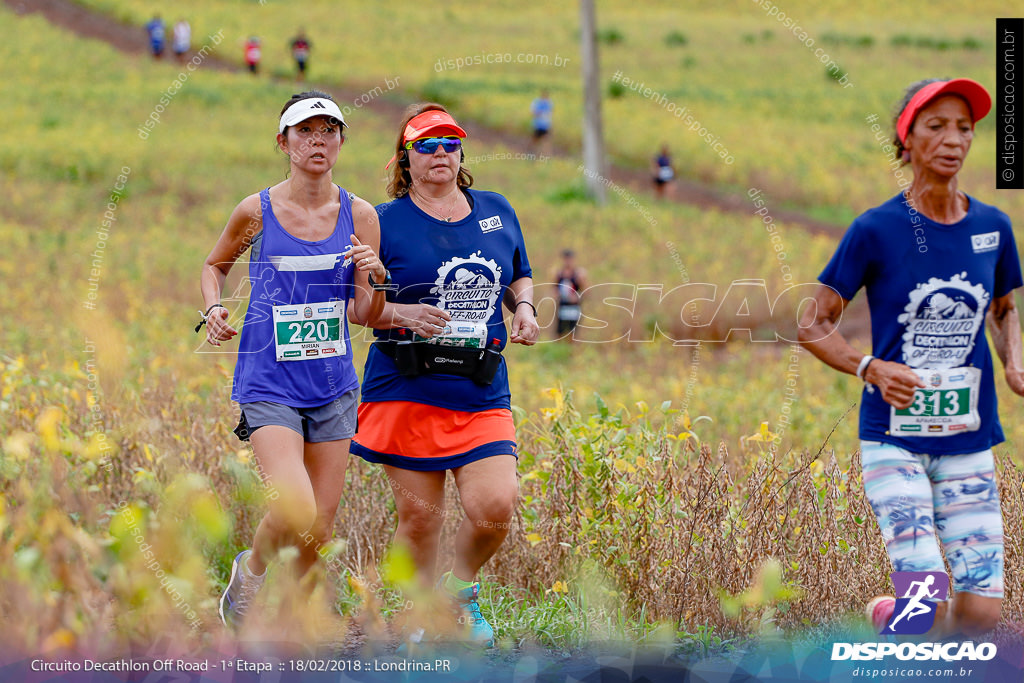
[198,91,388,631]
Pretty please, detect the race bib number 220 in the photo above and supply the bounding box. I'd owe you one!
[272,301,346,361]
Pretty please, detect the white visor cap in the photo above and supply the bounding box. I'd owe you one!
[278,98,346,134]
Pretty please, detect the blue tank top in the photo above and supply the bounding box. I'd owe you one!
[231,186,359,407]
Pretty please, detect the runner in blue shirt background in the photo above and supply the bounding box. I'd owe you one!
[145,14,165,59]
[800,78,1024,638]
[530,89,553,156]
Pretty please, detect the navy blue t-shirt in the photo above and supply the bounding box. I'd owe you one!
[361,189,532,411]
[820,192,1022,454]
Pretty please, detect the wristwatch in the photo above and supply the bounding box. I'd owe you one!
[368,270,394,291]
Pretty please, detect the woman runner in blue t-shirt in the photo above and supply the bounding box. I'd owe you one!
[800,78,1024,638]
[351,104,539,647]
[198,91,387,630]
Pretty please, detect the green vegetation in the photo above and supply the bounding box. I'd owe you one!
[74,0,1004,217]
[2,0,1023,659]
[664,31,688,47]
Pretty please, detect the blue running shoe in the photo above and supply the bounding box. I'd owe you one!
[440,573,494,647]
[219,549,265,629]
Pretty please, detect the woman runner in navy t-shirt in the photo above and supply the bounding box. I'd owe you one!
[352,104,539,647]
[800,78,1024,638]
[199,91,386,630]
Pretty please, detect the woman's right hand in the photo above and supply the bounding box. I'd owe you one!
[206,306,238,346]
[864,359,926,410]
[395,303,451,338]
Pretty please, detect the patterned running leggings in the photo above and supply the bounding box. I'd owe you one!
[860,441,1004,599]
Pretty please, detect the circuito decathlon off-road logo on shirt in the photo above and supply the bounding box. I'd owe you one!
[431,252,502,323]
[897,273,989,369]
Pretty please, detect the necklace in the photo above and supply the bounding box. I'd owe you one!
[412,187,460,222]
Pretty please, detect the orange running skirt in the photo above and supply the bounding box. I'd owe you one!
[350,401,517,471]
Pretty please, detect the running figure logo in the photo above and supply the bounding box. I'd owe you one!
[882,571,950,634]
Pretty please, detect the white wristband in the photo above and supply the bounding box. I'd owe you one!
[856,354,875,380]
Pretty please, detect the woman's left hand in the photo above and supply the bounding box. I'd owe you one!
[348,234,386,282]
[1007,368,1024,397]
[510,306,539,345]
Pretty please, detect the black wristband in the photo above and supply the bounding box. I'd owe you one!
[195,304,227,333]
[368,270,395,291]
[515,300,537,317]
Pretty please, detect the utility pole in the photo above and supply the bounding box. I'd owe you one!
[580,0,606,204]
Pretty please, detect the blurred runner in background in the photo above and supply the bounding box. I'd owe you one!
[530,89,553,156]
[145,14,165,59]
[172,18,190,64]
[652,144,675,200]
[554,249,586,342]
[245,36,261,75]
[290,29,311,82]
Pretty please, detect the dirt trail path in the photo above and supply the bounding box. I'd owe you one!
[6,0,846,232]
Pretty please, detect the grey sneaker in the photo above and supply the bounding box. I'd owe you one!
[219,549,265,629]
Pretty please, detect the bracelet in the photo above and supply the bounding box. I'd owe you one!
[856,354,875,380]
[194,303,227,333]
[515,300,537,317]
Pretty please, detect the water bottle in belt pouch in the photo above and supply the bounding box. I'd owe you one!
[417,321,488,348]
[472,338,503,386]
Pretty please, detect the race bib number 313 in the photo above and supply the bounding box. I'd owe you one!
[890,367,981,437]
[272,301,346,361]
